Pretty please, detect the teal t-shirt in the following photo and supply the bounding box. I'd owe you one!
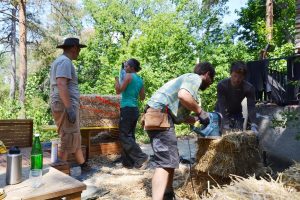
[121,73,143,108]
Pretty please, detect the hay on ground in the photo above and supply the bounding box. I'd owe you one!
[281,162,300,191]
[201,175,300,200]
[178,171,230,200]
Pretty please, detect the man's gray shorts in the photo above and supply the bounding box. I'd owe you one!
[147,119,179,169]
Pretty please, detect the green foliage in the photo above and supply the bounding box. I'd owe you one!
[0,97,54,142]
[1,0,297,143]
[26,66,50,101]
[0,99,21,119]
[237,0,295,53]
[198,30,254,110]
[268,42,295,72]
[270,110,300,140]
[25,97,55,141]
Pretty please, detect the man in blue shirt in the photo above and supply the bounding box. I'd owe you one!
[146,62,215,200]
[114,58,148,169]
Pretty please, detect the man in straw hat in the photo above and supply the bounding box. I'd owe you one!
[50,37,90,171]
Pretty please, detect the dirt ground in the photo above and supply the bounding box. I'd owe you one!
[78,137,197,200]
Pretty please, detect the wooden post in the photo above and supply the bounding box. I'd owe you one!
[295,0,300,52]
[18,0,27,115]
[266,0,273,42]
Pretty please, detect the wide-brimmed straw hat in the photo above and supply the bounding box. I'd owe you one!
[56,37,87,49]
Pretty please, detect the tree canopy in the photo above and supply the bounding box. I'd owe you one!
[0,0,297,141]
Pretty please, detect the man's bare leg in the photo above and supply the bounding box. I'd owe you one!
[58,151,68,161]
[74,148,85,164]
[58,148,84,164]
[152,168,174,200]
[166,169,174,192]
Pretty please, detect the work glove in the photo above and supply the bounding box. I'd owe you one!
[66,106,76,124]
[198,111,210,126]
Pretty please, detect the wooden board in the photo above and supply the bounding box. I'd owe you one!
[90,141,122,156]
[0,119,33,148]
[50,161,70,175]
[1,167,86,200]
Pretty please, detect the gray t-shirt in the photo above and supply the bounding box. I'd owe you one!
[50,54,80,106]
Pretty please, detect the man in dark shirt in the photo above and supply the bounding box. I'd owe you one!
[216,61,258,134]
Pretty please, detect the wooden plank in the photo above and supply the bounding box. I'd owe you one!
[89,141,121,156]
[0,119,33,148]
[3,167,86,200]
[49,192,82,200]
[50,161,70,175]
[42,125,118,131]
[0,119,33,123]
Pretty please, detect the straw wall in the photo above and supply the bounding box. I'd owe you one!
[79,95,120,127]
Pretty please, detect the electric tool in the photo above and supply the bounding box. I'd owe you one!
[191,112,222,138]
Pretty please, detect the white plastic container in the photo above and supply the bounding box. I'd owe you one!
[50,139,59,163]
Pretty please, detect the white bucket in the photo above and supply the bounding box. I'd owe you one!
[50,139,59,163]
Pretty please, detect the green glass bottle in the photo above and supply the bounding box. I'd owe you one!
[31,133,43,170]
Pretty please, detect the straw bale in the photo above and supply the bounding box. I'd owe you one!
[80,94,120,119]
[195,131,262,177]
[201,175,300,200]
[179,170,230,200]
[281,162,300,191]
[79,118,119,128]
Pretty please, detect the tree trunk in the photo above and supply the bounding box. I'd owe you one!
[9,5,17,100]
[18,0,27,117]
[296,0,300,50]
[266,0,273,42]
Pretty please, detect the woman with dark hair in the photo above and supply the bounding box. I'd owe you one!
[114,58,148,169]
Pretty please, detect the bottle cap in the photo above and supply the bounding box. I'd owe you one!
[34,133,40,137]
[8,146,20,154]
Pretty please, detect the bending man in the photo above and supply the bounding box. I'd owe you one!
[215,61,258,133]
[145,62,215,200]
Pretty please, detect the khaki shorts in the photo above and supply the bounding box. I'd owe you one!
[51,101,81,154]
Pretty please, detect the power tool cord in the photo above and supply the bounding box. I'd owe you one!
[186,132,201,200]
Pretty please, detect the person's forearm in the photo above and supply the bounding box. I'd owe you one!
[178,90,202,114]
[57,84,71,108]
[180,99,202,114]
[247,88,257,124]
[248,104,257,124]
